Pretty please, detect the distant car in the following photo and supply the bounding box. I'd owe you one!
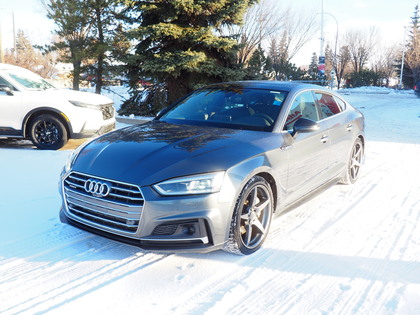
[59,81,365,255]
[0,63,115,149]
[414,81,420,97]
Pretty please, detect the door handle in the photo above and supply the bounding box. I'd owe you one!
[346,124,353,132]
[320,135,329,143]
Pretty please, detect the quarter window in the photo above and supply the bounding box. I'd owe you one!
[315,92,342,119]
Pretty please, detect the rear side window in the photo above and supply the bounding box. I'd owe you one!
[315,92,343,119]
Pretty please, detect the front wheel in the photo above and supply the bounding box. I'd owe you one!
[29,114,68,150]
[223,176,274,255]
[341,138,363,184]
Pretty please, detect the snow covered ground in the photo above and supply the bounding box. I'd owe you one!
[0,87,419,314]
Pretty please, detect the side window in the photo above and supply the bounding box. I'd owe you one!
[315,92,342,119]
[334,96,346,112]
[0,76,16,91]
[284,91,319,130]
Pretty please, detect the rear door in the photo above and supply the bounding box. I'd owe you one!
[314,91,353,178]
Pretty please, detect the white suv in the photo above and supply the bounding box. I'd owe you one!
[0,63,115,149]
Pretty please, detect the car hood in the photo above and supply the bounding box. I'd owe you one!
[71,121,280,186]
[45,89,113,105]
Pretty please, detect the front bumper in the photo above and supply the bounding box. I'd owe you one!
[71,121,115,139]
[60,172,235,253]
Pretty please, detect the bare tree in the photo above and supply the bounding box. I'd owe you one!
[221,0,284,66]
[265,7,318,80]
[370,44,399,87]
[344,27,379,73]
[326,44,351,89]
[276,8,319,61]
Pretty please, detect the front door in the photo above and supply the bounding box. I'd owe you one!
[283,91,332,204]
[0,76,23,135]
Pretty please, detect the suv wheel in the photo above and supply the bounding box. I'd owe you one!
[29,114,68,150]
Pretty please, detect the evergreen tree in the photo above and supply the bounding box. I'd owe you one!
[266,36,305,81]
[120,0,256,114]
[308,52,318,80]
[45,0,119,92]
[245,45,269,80]
[46,0,94,90]
[88,0,119,93]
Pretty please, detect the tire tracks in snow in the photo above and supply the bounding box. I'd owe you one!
[0,225,170,314]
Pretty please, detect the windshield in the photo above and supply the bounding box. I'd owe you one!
[159,87,288,132]
[5,68,55,91]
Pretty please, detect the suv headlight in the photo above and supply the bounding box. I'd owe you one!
[69,100,100,110]
[153,172,225,196]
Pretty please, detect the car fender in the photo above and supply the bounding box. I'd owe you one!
[219,153,280,240]
[22,107,73,137]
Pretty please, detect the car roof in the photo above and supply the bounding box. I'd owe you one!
[0,63,22,71]
[207,80,330,93]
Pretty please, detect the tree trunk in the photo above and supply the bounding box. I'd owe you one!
[166,75,189,104]
[72,60,81,91]
[95,6,104,94]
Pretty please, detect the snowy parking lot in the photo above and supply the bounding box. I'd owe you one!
[0,88,419,314]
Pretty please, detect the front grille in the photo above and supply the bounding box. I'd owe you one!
[101,103,115,120]
[63,172,143,233]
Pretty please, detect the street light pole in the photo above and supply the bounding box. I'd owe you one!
[318,0,326,80]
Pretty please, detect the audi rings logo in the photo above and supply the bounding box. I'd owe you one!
[84,179,111,198]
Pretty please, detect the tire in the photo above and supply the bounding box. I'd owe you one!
[340,138,363,185]
[223,176,274,255]
[29,114,68,150]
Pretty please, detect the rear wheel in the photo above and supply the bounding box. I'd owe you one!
[223,176,274,255]
[29,114,68,150]
[341,138,363,184]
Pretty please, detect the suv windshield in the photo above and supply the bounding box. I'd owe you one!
[160,87,287,132]
[5,68,55,91]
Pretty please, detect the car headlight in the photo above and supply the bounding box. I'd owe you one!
[69,100,100,110]
[153,172,225,196]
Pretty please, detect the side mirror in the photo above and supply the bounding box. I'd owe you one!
[292,118,319,136]
[0,84,13,96]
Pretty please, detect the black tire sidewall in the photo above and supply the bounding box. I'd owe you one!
[29,114,68,150]
[342,138,363,184]
[231,176,274,255]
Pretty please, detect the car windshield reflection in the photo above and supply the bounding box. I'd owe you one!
[6,69,55,91]
[159,87,288,132]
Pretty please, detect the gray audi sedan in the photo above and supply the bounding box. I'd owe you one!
[59,81,364,255]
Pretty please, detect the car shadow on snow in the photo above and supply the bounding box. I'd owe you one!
[0,138,89,151]
[0,138,35,149]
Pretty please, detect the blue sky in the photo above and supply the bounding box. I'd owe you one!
[0,0,419,65]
